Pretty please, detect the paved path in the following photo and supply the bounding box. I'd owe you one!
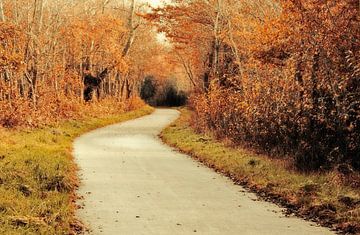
[74,109,334,235]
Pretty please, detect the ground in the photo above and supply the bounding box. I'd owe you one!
[74,109,334,235]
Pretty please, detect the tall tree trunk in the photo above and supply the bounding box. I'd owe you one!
[122,0,137,58]
[0,0,5,22]
[125,78,132,99]
[120,78,126,100]
[24,0,45,106]
[212,0,222,76]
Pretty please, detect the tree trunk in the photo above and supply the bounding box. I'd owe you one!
[0,0,5,22]
[23,0,45,106]
[120,78,126,100]
[212,0,222,76]
[175,51,196,87]
[122,0,136,58]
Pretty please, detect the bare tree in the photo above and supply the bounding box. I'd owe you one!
[122,0,137,57]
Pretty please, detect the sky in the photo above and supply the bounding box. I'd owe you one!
[141,0,170,45]
[144,0,168,7]
[148,0,162,6]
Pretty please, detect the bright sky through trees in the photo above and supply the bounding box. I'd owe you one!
[145,0,164,7]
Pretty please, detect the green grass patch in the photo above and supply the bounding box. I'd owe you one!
[161,108,360,234]
[0,106,154,234]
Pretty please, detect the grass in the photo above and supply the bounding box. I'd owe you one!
[0,105,154,235]
[161,108,360,234]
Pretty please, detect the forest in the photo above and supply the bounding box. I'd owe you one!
[0,0,358,175]
[0,0,359,234]
[0,0,179,127]
[147,0,359,172]
[1,0,358,171]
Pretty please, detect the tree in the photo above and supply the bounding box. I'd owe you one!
[0,0,175,126]
[140,76,157,103]
[148,0,360,171]
[0,0,5,21]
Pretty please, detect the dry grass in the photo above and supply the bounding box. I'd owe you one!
[0,105,154,234]
[161,108,360,234]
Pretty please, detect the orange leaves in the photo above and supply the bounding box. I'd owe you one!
[0,0,155,128]
[0,22,25,72]
[147,1,214,47]
[179,0,360,171]
[0,94,143,128]
[62,15,127,73]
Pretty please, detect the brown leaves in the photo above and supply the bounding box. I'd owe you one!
[0,22,25,73]
[185,0,360,171]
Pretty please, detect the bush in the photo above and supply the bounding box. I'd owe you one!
[190,70,360,171]
[189,1,359,172]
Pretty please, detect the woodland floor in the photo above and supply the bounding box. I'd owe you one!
[74,108,333,235]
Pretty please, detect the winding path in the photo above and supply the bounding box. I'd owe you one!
[74,109,334,235]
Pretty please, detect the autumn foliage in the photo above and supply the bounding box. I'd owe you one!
[149,0,360,171]
[1,0,359,171]
[0,0,172,127]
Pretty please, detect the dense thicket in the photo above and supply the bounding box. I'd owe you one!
[149,0,360,171]
[0,0,166,127]
[140,76,187,106]
[154,80,187,106]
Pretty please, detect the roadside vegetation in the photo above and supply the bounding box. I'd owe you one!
[148,0,359,172]
[150,2,360,231]
[161,108,360,234]
[0,0,358,233]
[0,0,179,128]
[0,0,183,233]
[0,103,153,234]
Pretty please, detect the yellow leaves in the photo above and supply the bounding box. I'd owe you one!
[0,50,24,72]
[59,15,133,75]
[114,59,129,74]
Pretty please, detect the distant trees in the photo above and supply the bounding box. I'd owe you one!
[148,0,360,171]
[155,80,187,107]
[140,76,187,107]
[140,76,157,103]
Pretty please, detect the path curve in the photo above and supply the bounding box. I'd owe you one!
[74,109,334,235]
